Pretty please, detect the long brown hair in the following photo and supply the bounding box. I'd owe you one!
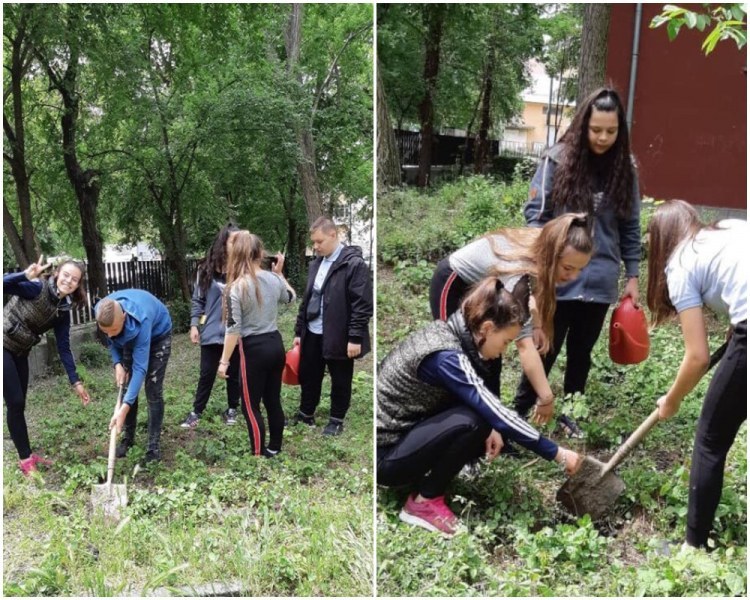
[553,87,637,220]
[485,213,593,341]
[462,275,531,350]
[198,224,238,295]
[646,200,719,326]
[51,260,88,308]
[224,230,264,319]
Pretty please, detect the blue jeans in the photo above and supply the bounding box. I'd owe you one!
[121,333,172,456]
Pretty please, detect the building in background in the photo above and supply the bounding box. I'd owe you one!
[607,4,746,213]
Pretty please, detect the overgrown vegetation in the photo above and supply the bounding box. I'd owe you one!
[3,309,373,597]
[377,178,747,597]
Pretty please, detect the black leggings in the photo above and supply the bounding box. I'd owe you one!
[193,343,240,414]
[515,300,610,416]
[687,321,747,548]
[3,349,31,459]
[377,405,490,499]
[237,331,286,455]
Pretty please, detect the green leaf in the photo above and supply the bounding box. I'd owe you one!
[695,14,710,31]
[667,19,681,41]
[723,572,745,596]
[684,11,698,28]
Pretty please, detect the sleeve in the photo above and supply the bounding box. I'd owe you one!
[666,260,702,314]
[3,272,43,299]
[107,338,123,366]
[53,313,81,385]
[224,284,244,336]
[190,274,206,327]
[122,325,152,405]
[618,172,642,278]
[523,156,556,227]
[418,350,558,460]
[274,273,295,304]
[347,259,373,344]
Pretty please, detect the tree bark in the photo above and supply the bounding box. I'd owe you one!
[376,60,401,188]
[577,4,611,105]
[286,3,324,225]
[416,5,445,188]
[3,6,37,267]
[474,43,496,175]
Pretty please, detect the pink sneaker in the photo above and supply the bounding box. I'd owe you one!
[18,456,37,476]
[30,453,53,466]
[399,493,460,537]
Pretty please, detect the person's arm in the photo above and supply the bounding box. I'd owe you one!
[218,283,244,378]
[523,156,556,227]
[52,314,91,405]
[515,337,555,424]
[3,271,44,299]
[619,173,642,305]
[272,254,296,303]
[656,307,710,420]
[121,325,152,405]
[346,259,373,358]
[418,350,558,460]
[190,275,206,344]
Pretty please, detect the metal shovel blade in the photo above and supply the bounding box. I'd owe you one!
[556,456,626,520]
[91,481,128,522]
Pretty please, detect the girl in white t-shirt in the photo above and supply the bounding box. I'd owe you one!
[646,199,747,550]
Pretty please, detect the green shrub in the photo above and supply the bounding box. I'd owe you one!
[77,341,110,369]
[166,298,191,334]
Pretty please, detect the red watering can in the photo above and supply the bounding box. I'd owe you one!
[282,344,301,386]
[609,296,649,365]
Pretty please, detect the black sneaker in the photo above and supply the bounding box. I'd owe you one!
[291,412,316,427]
[180,411,201,429]
[115,439,133,458]
[557,415,584,439]
[144,449,161,464]
[322,419,344,436]
[262,448,281,459]
[223,408,238,426]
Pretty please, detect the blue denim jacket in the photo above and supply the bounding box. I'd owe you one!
[524,144,641,304]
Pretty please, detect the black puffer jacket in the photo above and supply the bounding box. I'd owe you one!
[295,245,373,360]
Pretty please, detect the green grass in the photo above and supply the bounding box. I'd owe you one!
[376,180,747,597]
[3,308,373,597]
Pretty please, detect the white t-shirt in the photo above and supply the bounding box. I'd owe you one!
[666,219,747,326]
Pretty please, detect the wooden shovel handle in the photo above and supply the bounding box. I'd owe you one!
[601,409,660,477]
[106,385,124,486]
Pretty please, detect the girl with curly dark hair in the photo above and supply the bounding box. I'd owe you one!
[180,225,242,429]
[513,87,642,437]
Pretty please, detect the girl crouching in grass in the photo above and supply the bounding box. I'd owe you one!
[377,276,583,537]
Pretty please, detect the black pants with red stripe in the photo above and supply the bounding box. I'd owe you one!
[429,258,471,321]
[238,330,286,454]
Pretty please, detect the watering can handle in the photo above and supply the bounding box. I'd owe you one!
[106,385,124,486]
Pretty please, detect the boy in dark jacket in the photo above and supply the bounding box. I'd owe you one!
[291,217,373,435]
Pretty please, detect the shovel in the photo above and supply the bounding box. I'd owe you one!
[91,385,128,521]
[557,342,729,520]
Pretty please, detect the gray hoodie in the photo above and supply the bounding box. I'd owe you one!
[525,143,641,304]
[190,273,228,346]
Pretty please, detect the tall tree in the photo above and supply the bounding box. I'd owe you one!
[3,5,38,267]
[416,4,445,188]
[31,4,108,299]
[577,4,611,104]
[377,60,401,188]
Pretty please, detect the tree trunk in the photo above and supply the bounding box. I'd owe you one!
[577,4,611,105]
[159,203,192,303]
[416,5,445,188]
[286,4,324,225]
[459,90,483,176]
[474,46,495,175]
[376,61,401,188]
[3,7,37,267]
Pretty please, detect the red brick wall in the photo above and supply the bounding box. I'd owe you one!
[606,4,746,209]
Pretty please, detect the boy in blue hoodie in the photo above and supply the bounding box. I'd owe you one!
[96,290,172,462]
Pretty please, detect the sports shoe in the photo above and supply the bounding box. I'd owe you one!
[322,419,344,436]
[290,412,316,427]
[18,456,37,476]
[262,448,281,459]
[399,493,460,537]
[116,439,133,458]
[557,414,584,439]
[223,408,238,426]
[144,450,161,464]
[181,411,201,429]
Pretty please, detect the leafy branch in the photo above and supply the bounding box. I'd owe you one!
[650,3,747,55]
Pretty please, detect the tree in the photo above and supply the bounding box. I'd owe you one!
[3,5,39,268]
[650,3,747,54]
[577,4,611,104]
[377,60,401,188]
